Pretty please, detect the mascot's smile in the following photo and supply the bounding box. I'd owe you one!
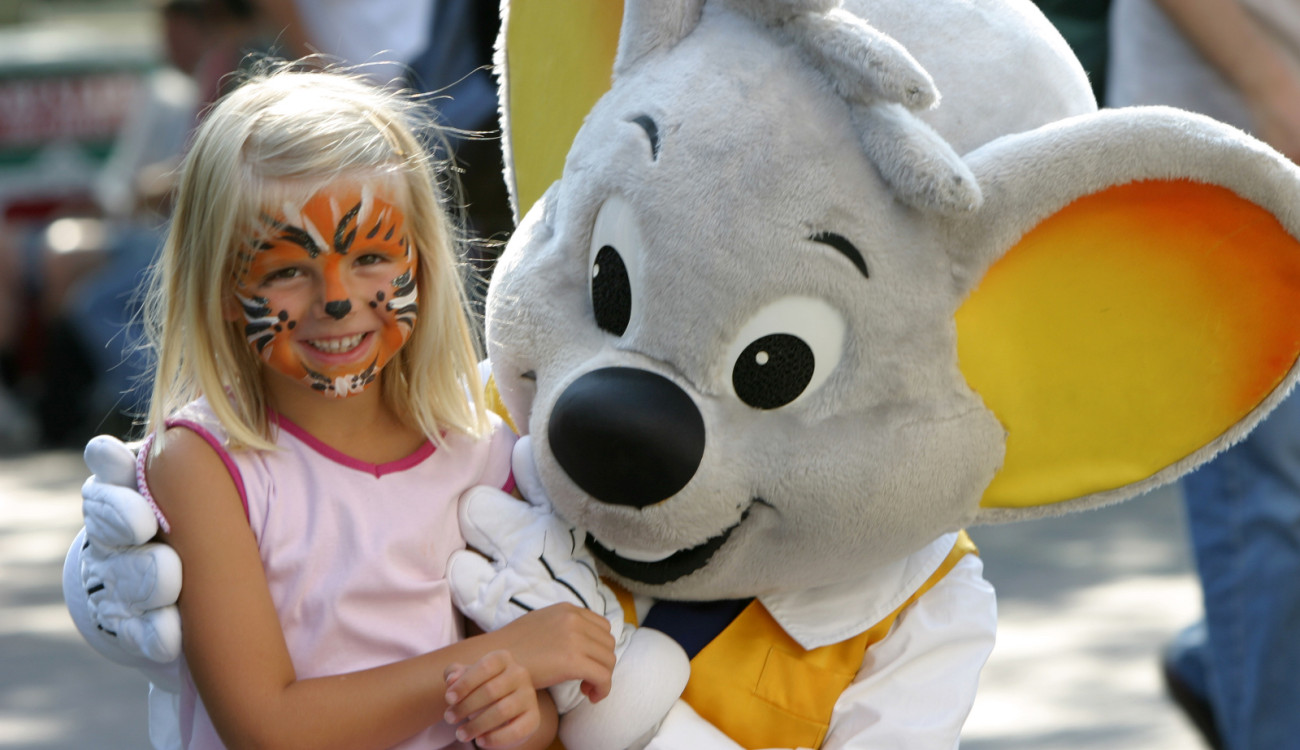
[586,509,749,585]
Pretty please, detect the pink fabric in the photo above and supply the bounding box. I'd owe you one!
[135,433,169,534]
[143,397,514,749]
[270,411,438,477]
[136,420,253,534]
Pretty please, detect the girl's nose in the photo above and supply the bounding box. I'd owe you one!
[324,300,352,320]
[320,256,352,319]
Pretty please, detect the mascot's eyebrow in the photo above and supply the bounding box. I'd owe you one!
[810,231,869,278]
[630,114,661,160]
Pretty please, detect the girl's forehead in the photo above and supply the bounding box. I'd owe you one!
[261,178,408,224]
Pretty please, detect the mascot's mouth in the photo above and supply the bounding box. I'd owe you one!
[586,509,751,585]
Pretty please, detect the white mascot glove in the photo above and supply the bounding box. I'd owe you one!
[63,435,183,691]
[450,436,690,750]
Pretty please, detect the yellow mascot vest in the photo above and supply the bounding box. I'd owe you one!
[611,532,976,749]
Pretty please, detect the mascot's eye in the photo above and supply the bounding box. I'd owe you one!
[589,196,643,337]
[734,335,815,409]
[592,245,631,335]
[727,297,846,410]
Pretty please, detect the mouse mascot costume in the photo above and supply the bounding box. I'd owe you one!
[63,1,1300,748]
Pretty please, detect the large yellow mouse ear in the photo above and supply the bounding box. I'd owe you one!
[957,109,1300,521]
[499,1,623,219]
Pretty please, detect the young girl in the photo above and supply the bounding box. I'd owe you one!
[136,67,615,749]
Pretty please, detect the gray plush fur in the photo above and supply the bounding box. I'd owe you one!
[487,0,1300,602]
[720,0,839,25]
[786,8,937,110]
[614,0,706,74]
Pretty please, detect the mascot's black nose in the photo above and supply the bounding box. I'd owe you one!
[548,367,705,508]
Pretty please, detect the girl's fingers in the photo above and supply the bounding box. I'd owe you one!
[443,663,466,699]
[473,709,541,749]
[581,676,610,703]
[452,686,536,745]
[574,639,616,702]
[444,653,510,723]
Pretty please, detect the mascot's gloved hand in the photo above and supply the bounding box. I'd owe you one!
[450,436,690,750]
[63,435,183,691]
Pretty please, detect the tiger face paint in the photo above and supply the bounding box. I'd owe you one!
[233,183,419,398]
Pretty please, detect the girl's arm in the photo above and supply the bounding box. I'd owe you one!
[1153,0,1300,162]
[149,427,612,750]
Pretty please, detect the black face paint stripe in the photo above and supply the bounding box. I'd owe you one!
[240,296,272,316]
[630,114,660,160]
[810,231,869,278]
[279,225,321,257]
[334,201,361,254]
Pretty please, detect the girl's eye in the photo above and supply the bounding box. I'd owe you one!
[354,253,390,267]
[264,267,301,283]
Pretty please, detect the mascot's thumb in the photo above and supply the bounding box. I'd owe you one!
[82,434,157,549]
[84,434,139,488]
[457,485,539,558]
[510,436,552,511]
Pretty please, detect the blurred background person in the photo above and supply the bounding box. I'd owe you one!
[0,220,39,452]
[250,0,512,305]
[6,0,260,449]
[1108,1,1300,748]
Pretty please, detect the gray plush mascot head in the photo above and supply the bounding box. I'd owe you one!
[485,0,1300,601]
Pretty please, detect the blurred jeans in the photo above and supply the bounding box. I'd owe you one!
[65,222,159,431]
[1177,391,1300,750]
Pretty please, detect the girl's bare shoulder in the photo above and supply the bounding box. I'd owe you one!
[146,426,241,519]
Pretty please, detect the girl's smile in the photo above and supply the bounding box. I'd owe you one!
[303,332,370,356]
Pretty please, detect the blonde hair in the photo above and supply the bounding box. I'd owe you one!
[144,65,488,453]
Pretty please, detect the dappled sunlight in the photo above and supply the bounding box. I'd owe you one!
[0,713,64,748]
[1,451,150,748]
[964,485,1205,749]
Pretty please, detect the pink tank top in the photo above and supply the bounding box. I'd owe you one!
[141,397,514,749]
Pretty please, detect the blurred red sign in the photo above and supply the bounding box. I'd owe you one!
[0,73,141,148]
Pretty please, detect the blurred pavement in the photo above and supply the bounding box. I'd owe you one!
[1,450,148,749]
[0,450,1205,749]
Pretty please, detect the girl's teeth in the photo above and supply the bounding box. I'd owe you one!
[308,333,364,353]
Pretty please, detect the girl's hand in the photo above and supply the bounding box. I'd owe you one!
[444,651,552,748]
[490,603,616,701]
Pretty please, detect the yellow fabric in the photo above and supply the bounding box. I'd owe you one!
[611,533,976,749]
[483,374,517,434]
[504,0,622,217]
[957,180,1300,509]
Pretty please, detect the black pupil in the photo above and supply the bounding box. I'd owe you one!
[592,245,632,336]
[733,334,815,409]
